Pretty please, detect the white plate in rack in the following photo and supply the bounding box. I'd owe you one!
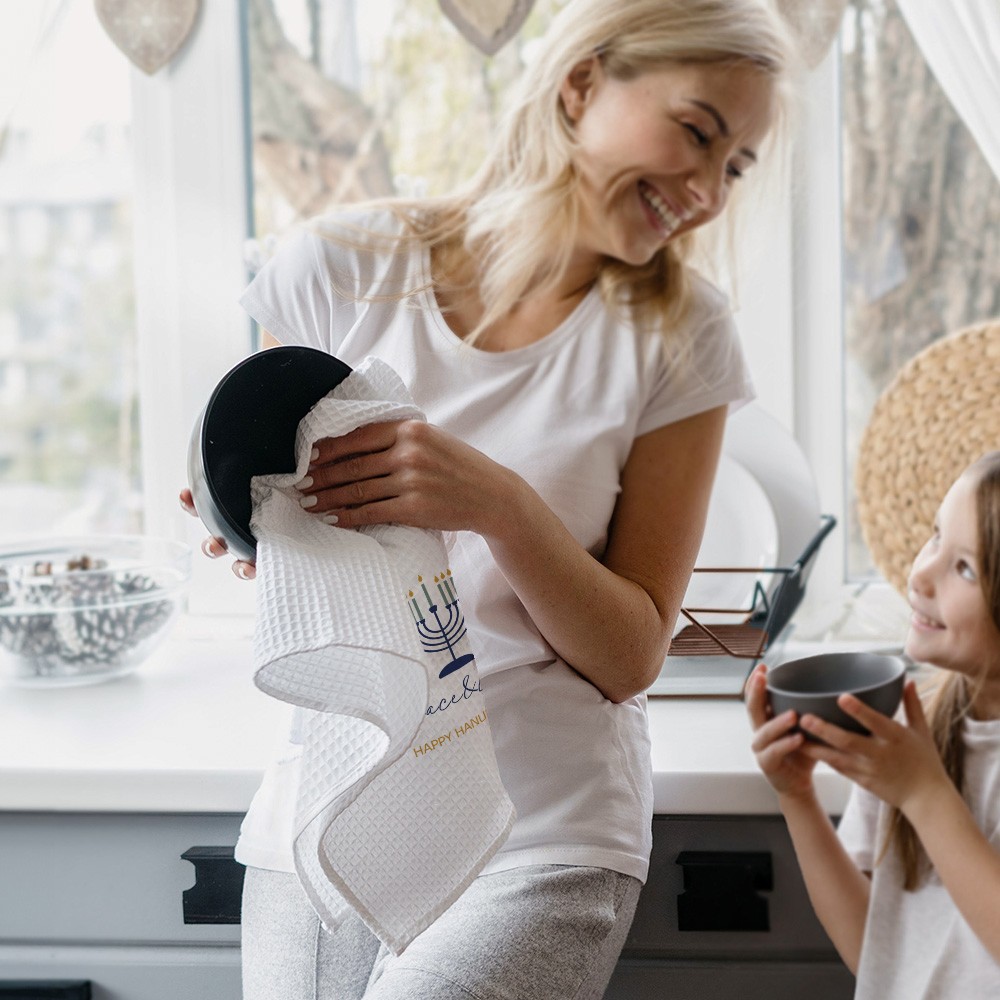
[675,456,779,635]
[722,403,822,569]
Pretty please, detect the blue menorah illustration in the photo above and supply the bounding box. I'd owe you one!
[405,570,475,678]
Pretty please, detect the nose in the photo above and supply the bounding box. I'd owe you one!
[908,541,937,598]
[685,159,728,218]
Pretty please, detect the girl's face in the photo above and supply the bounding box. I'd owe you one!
[559,57,775,272]
[906,473,1000,687]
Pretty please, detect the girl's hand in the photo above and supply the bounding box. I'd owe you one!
[746,663,818,800]
[178,487,256,580]
[797,680,950,815]
[297,419,516,536]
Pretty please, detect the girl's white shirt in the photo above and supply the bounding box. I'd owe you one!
[233,208,754,881]
[838,714,1000,998]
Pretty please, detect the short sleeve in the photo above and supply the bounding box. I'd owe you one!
[238,228,360,355]
[636,275,755,437]
[836,783,883,871]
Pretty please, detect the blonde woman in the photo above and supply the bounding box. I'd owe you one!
[182,0,793,995]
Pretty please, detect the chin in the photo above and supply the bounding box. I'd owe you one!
[612,241,662,268]
[903,632,935,665]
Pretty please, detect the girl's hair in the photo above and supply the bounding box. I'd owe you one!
[329,0,796,344]
[889,450,1000,890]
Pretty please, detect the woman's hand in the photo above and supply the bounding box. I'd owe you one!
[797,680,951,817]
[296,419,517,537]
[178,487,257,580]
[746,663,818,800]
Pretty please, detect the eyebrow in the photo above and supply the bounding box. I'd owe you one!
[686,99,758,163]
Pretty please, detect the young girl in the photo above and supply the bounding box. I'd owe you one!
[747,451,1000,998]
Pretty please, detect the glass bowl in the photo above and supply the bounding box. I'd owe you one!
[0,535,191,688]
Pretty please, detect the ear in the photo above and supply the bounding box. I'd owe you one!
[560,55,602,124]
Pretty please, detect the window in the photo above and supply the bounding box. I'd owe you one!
[5,0,993,630]
[791,2,999,630]
[839,0,1000,580]
[0,0,256,615]
[0,2,139,539]
[243,0,566,236]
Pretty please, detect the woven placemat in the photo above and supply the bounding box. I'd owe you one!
[855,319,1000,595]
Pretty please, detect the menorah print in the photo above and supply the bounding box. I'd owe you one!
[405,569,475,679]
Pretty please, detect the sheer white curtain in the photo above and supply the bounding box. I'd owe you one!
[0,1,64,128]
[896,0,1000,182]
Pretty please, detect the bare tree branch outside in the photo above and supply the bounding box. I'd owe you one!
[841,0,1000,577]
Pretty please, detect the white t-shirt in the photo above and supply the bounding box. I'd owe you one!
[234,208,754,881]
[837,715,1000,999]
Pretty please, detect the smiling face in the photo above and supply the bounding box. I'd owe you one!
[905,472,1000,697]
[559,57,776,272]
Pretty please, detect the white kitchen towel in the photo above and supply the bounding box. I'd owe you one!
[248,356,515,954]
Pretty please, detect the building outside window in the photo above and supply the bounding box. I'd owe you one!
[0,2,139,539]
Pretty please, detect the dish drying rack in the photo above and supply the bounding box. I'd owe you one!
[649,515,836,698]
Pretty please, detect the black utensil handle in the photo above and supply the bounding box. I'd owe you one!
[675,850,773,932]
[180,845,245,924]
[0,984,91,1000]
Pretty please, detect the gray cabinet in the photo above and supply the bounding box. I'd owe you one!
[1,811,854,999]
[0,812,244,999]
[604,815,855,999]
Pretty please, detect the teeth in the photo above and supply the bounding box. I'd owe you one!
[913,610,943,628]
[639,182,682,235]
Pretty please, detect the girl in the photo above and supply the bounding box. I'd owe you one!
[184,0,795,996]
[748,451,1000,998]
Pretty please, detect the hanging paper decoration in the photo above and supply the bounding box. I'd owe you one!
[438,0,536,56]
[94,0,200,75]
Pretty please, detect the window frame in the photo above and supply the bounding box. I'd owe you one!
[130,0,256,614]
[789,46,852,620]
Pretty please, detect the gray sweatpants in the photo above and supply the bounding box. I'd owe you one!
[241,864,641,1000]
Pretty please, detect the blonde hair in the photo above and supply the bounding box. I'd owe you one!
[889,451,1000,890]
[321,0,796,344]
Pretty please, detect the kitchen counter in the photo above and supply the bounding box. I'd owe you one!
[0,619,852,817]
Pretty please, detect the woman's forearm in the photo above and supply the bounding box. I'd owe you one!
[479,470,675,703]
[477,410,723,703]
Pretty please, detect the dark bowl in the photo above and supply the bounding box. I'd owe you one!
[187,346,352,562]
[766,651,906,735]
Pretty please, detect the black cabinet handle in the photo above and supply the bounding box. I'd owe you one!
[180,845,246,924]
[0,984,91,1000]
[675,850,772,932]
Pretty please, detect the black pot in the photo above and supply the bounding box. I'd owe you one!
[187,346,353,563]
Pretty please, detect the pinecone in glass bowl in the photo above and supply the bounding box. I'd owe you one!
[0,536,191,687]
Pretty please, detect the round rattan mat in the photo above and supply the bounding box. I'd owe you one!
[855,319,1000,596]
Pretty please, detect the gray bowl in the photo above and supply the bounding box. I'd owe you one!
[766,651,906,735]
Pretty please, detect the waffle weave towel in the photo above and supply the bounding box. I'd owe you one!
[249,356,515,953]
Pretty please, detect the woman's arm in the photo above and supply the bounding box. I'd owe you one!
[301,405,726,702]
[802,684,1000,963]
[485,404,728,701]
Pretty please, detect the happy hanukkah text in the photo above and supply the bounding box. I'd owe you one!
[412,710,488,758]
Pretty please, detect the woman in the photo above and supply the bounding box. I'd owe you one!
[183,0,794,996]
